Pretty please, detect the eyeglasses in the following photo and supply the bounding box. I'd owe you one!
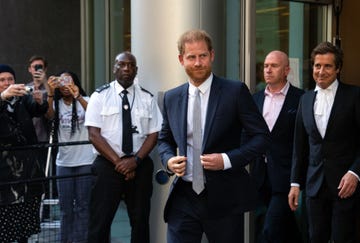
[115,62,136,69]
[0,77,14,82]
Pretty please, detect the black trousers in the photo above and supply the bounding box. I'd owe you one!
[306,183,358,243]
[88,155,153,243]
[167,179,244,243]
[262,193,302,243]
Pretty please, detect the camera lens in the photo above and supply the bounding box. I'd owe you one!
[25,86,33,93]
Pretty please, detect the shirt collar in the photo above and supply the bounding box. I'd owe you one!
[115,81,135,96]
[314,79,339,94]
[188,73,213,95]
[264,81,290,97]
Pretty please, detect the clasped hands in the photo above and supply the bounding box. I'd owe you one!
[114,156,137,180]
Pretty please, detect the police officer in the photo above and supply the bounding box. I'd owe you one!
[85,51,163,243]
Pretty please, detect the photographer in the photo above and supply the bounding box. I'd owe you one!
[46,71,95,243]
[0,64,48,242]
[26,56,52,182]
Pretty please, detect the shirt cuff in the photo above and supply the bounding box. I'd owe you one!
[222,153,232,170]
[348,170,360,181]
[291,183,300,187]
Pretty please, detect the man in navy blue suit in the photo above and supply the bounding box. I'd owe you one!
[158,29,270,243]
[252,51,304,243]
[288,42,360,242]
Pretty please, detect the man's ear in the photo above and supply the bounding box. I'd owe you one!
[178,54,184,65]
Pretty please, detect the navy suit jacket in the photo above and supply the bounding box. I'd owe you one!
[158,75,270,221]
[252,84,304,194]
[291,82,360,197]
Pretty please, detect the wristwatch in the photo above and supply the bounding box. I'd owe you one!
[135,155,143,166]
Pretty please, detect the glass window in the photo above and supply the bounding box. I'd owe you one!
[255,0,328,91]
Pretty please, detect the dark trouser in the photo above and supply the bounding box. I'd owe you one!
[263,193,302,243]
[167,179,244,243]
[88,155,153,243]
[306,183,358,243]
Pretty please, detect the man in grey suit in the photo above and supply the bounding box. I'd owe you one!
[288,42,360,242]
[158,29,270,243]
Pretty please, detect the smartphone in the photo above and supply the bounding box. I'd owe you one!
[34,64,43,71]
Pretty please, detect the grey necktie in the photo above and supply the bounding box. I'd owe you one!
[192,88,205,194]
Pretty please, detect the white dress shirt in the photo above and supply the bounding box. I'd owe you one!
[183,74,231,182]
[85,81,163,158]
[314,80,338,138]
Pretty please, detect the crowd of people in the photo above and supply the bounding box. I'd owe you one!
[0,29,359,243]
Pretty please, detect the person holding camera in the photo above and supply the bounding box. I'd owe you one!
[27,55,51,143]
[0,64,49,243]
[46,71,95,243]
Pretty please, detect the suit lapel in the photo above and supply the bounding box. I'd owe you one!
[325,83,343,138]
[256,92,265,112]
[305,90,323,139]
[272,85,296,131]
[202,77,221,151]
[178,84,189,154]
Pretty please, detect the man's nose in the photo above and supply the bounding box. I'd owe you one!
[194,57,202,66]
[318,66,325,74]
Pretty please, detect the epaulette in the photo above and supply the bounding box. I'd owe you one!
[140,86,153,97]
[95,83,110,93]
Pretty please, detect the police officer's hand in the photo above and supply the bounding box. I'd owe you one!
[124,171,136,180]
[114,156,137,175]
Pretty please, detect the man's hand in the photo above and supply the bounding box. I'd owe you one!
[201,153,224,170]
[32,88,44,104]
[114,156,137,175]
[124,171,136,180]
[338,172,358,198]
[1,84,28,99]
[167,156,187,177]
[34,70,46,83]
[288,186,300,211]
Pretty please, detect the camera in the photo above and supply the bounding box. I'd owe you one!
[59,76,72,86]
[25,86,33,93]
[34,64,43,71]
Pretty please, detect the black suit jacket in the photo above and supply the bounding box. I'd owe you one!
[291,82,360,197]
[158,75,270,221]
[252,84,304,194]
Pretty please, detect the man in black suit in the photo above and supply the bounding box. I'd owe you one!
[288,42,360,242]
[158,29,270,243]
[252,50,304,243]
